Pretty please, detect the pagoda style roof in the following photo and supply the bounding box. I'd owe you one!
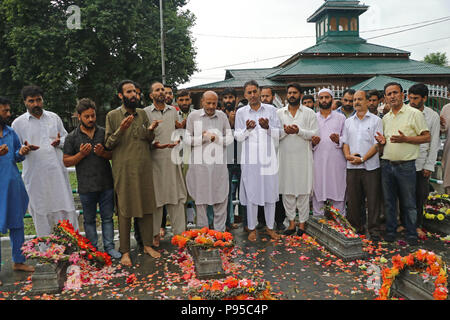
[189,68,284,90]
[350,75,419,91]
[268,57,450,79]
[308,0,368,23]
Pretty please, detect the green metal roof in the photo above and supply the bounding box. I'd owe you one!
[300,41,410,55]
[268,58,450,78]
[189,68,284,90]
[307,0,368,23]
[351,75,419,91]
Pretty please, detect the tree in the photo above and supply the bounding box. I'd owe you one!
[0,0,197,127]
[423,52,448,67]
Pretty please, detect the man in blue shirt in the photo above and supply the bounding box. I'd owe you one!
[0,97,36,285]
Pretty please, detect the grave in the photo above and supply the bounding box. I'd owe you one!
[391,270,446,300]
[188,246,225,280]
[31,261,70,294]
[305,216,367,261]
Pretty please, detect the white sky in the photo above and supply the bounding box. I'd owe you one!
[179,0,450,89]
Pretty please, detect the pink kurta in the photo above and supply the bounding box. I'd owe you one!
[312,111,347,202]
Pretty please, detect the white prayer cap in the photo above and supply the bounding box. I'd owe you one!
[318,88,334,98]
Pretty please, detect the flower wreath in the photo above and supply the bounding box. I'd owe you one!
[171,227,234,249]
[319,203,359,239]
[188,276,275,300]
[22,220,112,268]
[377,249,448,300]
[424,193,450,221]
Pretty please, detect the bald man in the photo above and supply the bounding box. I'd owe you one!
[185,91,234,231]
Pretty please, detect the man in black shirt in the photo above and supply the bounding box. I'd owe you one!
[63,98,121,259]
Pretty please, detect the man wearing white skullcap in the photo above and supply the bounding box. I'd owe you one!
[311,88,347,216]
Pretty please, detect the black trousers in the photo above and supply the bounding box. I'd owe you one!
[346,168,382,236]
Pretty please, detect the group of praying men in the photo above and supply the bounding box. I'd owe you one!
[0,78,442,272]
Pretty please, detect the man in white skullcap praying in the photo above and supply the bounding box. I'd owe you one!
[311,88,348,216]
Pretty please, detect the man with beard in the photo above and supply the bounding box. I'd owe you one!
[337,89,356,118]
[277,83,318,236]
[235,80,282,242]
[222,88,245,231]
[342,91,383,240]
[164,85,179,111]
[105,80,161,266]
[63,98,121,259]
[0,97,35,281]
[144,81,187,247]
[375,82,430,245]
[185,91,234,232]
[311,88,347,216]
[174,90,196,226]
[12,85,79,237]
[261,87,275,106]
[402,84,439,238]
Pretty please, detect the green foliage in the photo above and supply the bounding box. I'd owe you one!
[0,0,197,126]
[423,52,448,67]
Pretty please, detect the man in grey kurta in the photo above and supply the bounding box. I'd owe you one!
[185,91,233,232]
[105,80,160,266]
[144,82,187,243]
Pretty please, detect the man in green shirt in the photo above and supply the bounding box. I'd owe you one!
[375,82,430,246]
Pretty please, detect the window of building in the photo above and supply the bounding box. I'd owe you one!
[330,17,337,31]
[350,18,358,31]
[339,17,349,31]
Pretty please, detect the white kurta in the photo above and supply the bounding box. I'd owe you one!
[234,103,281,206]
[12,111,77,229]
[185,109,234,205]
[277,105,319,195]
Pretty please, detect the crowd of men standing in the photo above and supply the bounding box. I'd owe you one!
[0,78,445,276]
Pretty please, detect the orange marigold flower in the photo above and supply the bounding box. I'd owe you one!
[433,286,448,300]
[403,254,415,267]
[222,232,233,241]
[200,227,209,235]
[208,229,216,237]
[426,253,437,265]
[211,280,223,291]
[214,240,225,247]
[215,232,223,240]
[415,249,427,262]
[392,254,404,269]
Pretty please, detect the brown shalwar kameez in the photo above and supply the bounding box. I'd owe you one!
[105,106,156,253]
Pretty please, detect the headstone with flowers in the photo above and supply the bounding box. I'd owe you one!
[22,220,112,294]
[172,227,234,279]
[305,203,366,261]
[423,193,450,236]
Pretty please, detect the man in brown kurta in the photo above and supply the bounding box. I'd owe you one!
[105,80,160,266]
[144,82,187,245]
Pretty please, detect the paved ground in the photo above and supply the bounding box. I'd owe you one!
[0,222,448,300]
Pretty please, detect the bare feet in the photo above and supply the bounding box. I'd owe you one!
[266,228,281,240]
[417,228,426,238]
[144,246,161,258]
[248,230,257,242]
[160,228,165,239]
[397,225,405,233]
[120,252,132,267]
[13,263,35,272]
[153,235,160,247]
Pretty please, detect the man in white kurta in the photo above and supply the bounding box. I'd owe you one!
[234,80,281,242]
[185,91,234,232]
[12,85,78,237]
[277,83,319,236]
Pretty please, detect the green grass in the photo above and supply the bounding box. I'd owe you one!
[1,163,119,237]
